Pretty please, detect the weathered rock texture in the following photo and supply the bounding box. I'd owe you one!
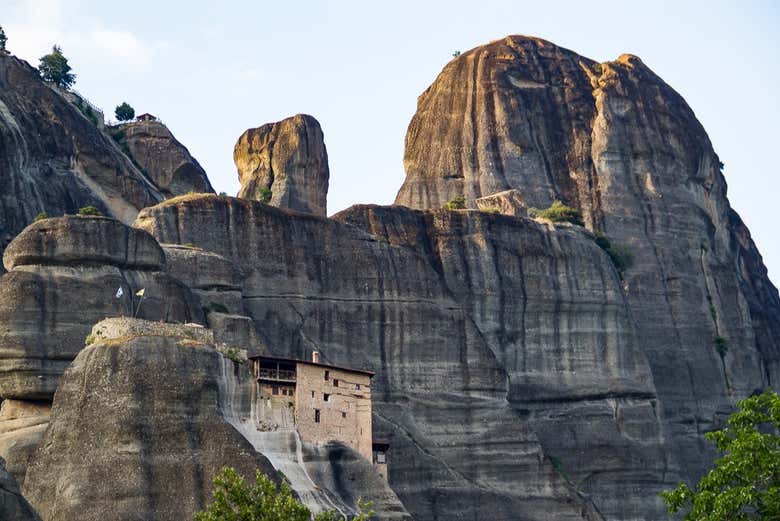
[0,54,163,257]
[235,114,329,216]
[0,216,203,400]
[136,194,674,519]
[0,456,39,520]
[475,188,528,216]
[109,121,214,197]
[22,324,277,521]
[396,34,780,489]
[0,400,50,485]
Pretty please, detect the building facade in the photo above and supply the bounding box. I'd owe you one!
[251,353,374,462]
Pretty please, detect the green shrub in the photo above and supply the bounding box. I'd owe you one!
[593,233,633,275]
[206,302,229,314]
[258,187,272,203]
[547,454,570,482]
[442,195,466,210]
[709,303,718,323]
[713,336,729,358]
[77,205,102,216]
[85,333,95,345]
[33,212,49,222]
[218,191,228,196]
[529,200,584,226]
[223,347,244,364]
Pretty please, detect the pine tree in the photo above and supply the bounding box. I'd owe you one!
[38,45,76,89]
[0,26,8,54]
[115,102,135,122]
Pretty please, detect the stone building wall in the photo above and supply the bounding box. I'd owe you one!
[294,363,372,461]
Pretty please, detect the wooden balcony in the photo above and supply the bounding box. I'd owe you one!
[257,368,297,382]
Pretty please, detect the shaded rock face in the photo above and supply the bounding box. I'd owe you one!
[0,54,162,257]
[22,331,277,521]
[109,121,214,197]
[136,195,674,520]
[396,34,780,483]
[0,216,203,400]
[0,400,50,486]
[0,456,39,520]
[235,114,329,216]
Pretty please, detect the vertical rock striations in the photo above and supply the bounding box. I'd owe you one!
[108,120,214,197]
[235,114,329,216]
[0,54,163,257]
[396,34,780,485]
[136,194,675,519]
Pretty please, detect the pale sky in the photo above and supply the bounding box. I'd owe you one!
[4,0,779,283]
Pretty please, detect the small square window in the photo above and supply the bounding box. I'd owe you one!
[334,379,339,387]
[324,393,330,402]
[314,409,321,423]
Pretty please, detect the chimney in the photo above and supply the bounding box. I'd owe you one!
[312,351,320,364]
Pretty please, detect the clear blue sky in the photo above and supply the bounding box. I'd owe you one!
[5,1,779,283]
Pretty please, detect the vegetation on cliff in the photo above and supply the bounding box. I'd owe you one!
[661,389,780,520]
[38,45,76,89]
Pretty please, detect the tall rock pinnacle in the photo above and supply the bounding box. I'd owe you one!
[234,114,329,216]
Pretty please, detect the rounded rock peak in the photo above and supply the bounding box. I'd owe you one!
[234,113,329,217]
[3,215,165,271]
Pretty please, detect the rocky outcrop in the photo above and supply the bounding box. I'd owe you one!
[0,216,203,400]
[235,114,329,216]
[475,189,528,216]
[396,34,780,487]
[109,121,214,197]
[136,194,673,519]
[0,53,163,258]
[0,456,39,520]
[22,320,277,521]
[0,400,50,486]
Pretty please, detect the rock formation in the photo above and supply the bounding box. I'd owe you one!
[475,188,528,216]
[0,456,39,520]
[22,319,278,521]
[0,216,203,401]
[136,194,671,519]
[0,54,163,259]
[235,114,329,216]
[396,34,780,488]
[109,121,214,197]
[0,400,50,485]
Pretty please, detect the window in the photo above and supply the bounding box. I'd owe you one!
[376,453,386,464]
[341,411,346,418]
[272,385,279,395]
[334,379,339,387]
[314,409,321,423]
[311,391,315,398]
[356,384,360,390]
[324,370,330,381]
[324,393,330,402]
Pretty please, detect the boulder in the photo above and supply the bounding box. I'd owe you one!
[22,322,278,521]
[0,400,50,485]
[235,114,329,216]
[109,121,214,197]
[0,217,203,400]
[395,34,780,492]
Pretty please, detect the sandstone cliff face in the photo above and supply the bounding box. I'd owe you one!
[235,114,329,216]
[0,216,203,401]
[396,35,780,484]
[135,194,675,520]
[22,322,277,521]
[0,54,163,257]
[109,121,214,197]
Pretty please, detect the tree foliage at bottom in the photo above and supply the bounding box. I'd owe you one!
[661,389,780,520]
[195,467,374,521]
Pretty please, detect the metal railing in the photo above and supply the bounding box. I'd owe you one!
[257,368,296,381]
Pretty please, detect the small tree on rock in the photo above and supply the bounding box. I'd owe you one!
[0,26,8,55]
[115,102,135,122]
[38,45,76,89]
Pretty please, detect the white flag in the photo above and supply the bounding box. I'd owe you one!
[115,287,123,298]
